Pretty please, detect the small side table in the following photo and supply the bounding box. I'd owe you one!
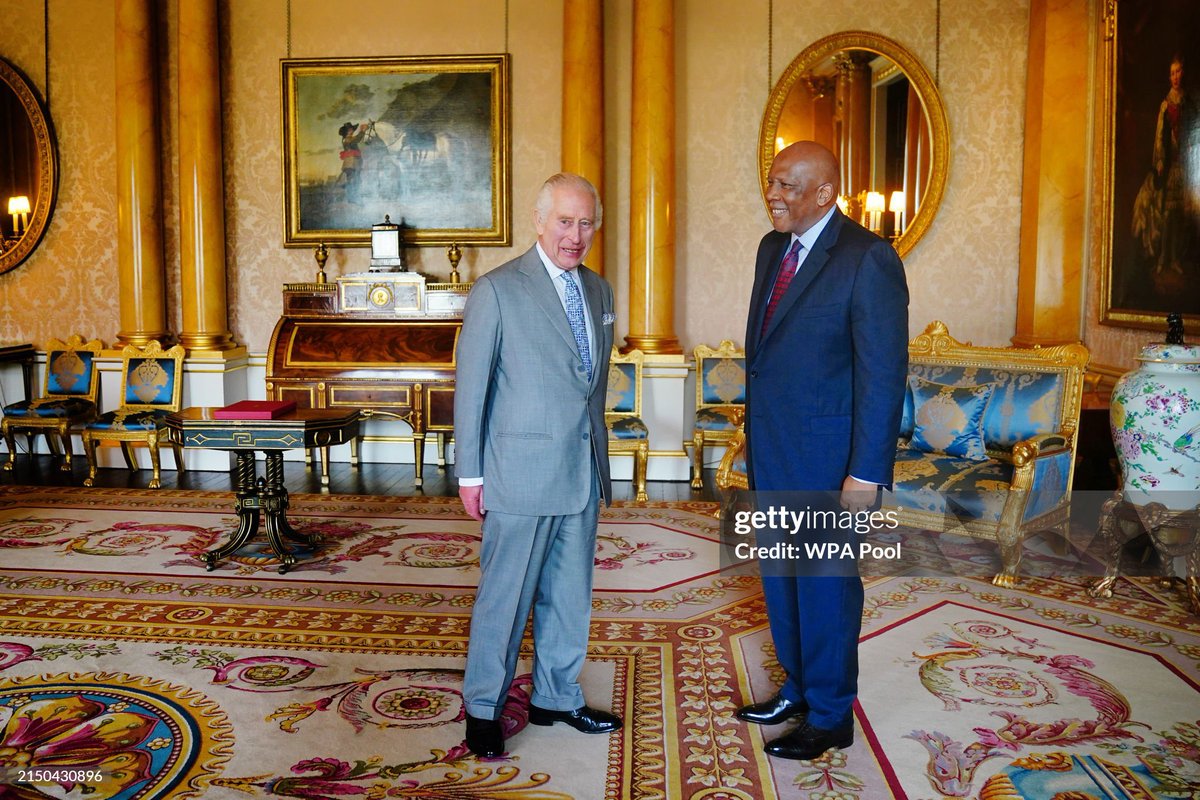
[166,407,360,573]
[1089,491,1200,615]
[0,342,35,403]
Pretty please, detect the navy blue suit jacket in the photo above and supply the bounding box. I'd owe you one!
[744,209,909,493]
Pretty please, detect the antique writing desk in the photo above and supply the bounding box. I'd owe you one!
[166,407,360,573]
[265,279,466,486]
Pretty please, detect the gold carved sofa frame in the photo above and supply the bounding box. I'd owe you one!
[718,321,1090,587]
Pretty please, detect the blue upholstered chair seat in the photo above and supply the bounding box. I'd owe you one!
[2,398,94,418]
[694,406,741,431]
[87,409,171,432]
[608,417,648,440]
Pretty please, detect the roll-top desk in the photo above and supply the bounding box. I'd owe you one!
[265,275,469,486]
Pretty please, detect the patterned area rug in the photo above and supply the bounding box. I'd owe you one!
[0,486,1197,799]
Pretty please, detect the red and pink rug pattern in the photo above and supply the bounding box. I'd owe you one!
[0,486,1196,799]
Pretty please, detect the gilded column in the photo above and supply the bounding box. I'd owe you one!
[115,0,169,346]
[835,52,872,199]
[808,77,837,155]
[1013,0,1087,346]
[562,0,605,276]
[178,0,238,354]
[625,0,680,355]
[903,84,927,222]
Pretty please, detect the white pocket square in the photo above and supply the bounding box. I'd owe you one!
[602,312,616,326]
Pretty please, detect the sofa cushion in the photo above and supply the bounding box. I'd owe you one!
[908,377,994,460]
[891,448,1012,523]
[902,365,1065,451]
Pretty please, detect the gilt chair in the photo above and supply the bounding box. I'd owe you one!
[606,346,649,503]
[689,340,746,489]
[2,335,104,472]
[82,341,186,489]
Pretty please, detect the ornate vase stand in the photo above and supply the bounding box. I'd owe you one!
[1089,492,1200,614]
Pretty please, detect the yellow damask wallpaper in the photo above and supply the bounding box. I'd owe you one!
[0,0,119,348]
[1,0,1151,369]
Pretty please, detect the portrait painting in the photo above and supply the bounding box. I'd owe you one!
[281,54,511,248]
[1102,0,1200,329]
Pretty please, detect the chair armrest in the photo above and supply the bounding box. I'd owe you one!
[1009,432,1076,510]
[1011,431,1073,467]
[715,425,748,491]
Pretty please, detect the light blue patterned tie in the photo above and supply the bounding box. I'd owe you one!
[562,270,592,380]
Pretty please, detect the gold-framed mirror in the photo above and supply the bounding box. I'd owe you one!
[0,56,58,275]
[760,31,948,258]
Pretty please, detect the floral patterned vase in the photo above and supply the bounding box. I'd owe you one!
[1110,342,1200,509]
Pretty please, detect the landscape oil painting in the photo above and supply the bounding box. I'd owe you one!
[282,54,510,248]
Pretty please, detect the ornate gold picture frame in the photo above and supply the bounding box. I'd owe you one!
[1100,1,1200,329]
[281,54,511,248]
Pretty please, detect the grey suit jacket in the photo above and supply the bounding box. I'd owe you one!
[454,245,615,515]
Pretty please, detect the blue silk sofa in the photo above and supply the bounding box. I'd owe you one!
[717,321,1091,586]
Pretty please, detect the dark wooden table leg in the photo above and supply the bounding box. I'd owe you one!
[260,451,319,573]
[203,451,261,570]
[19,358,32,404]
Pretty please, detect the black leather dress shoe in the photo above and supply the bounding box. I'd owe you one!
[465,714,504,757]
[764,718,854,761]
[528,703,622,733]
[734,693,809,726]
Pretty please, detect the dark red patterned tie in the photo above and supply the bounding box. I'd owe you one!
[760,240,802,336]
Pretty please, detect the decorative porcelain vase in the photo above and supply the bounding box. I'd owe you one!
[1110,342,1200,509]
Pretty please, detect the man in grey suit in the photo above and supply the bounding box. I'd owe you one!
[454,172,621,758]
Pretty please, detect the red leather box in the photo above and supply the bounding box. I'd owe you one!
[211,400,298,420]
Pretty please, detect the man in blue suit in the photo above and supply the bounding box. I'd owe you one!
[735,142,909,760]
[454,173,621,758]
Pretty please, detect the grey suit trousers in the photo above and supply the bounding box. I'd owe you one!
[462,470,601,720]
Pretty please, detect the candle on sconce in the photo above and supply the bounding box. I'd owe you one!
[889,191,906,237]
[864,191,886,234]
[775,136,786,154]
[7,195,30,237]
[835,195,850,215]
